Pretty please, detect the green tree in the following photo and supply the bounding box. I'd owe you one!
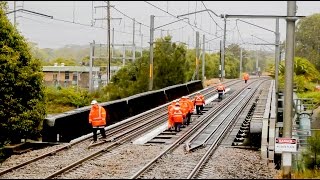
[296,13,320,70]
[185,49,197,81]
[28,42,50,65]
[204,53,220,79]
[0,1,7,12]
[153,35,187,89]
[49,57,77,66]
[101,50,149,100]
[0,8,46,144]
[269,57,320,92]
[301,131,320,169]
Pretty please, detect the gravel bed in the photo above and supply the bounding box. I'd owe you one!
[56,143,168,179]
[140,145,208,179]
[0,140,107,179]
[199,146,279,179]
[0,143,66,171]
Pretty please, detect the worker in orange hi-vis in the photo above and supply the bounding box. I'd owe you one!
[179,96,190,127]
[180,96,193,126]
[167,100,178,131]
[89,100,107,143]
[194,92,205,115]
[171,103,184,132]
[216,82,226,101]
[243,72,250,84]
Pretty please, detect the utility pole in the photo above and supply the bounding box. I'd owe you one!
[112,28,114,59]
[140,23,143,56]
[107,1,111,83]
[132,18,136,62]
[122,45,126,66]
[149,15,154,91]
[282,1,297,178]
[94,2,121,83]
[239,47,243,79]
[196,31,200,80]
[89,40,95,93]
[275,18,280,95]
[94,2,120,84]
[14,1,17,27]
[202,34,205,81]
[256,48,259,76]
[219,40,222,81]
[275,18,280,125]
[221,14,227,82]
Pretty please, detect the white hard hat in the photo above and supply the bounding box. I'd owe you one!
[175,103,180,106]
[91,100,98,105]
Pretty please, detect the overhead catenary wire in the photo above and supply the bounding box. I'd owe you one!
[111,5,171,33]
[18,14,139,37]
[14,1,226,51]
[236,20,246,45]
[144,1,220,38]
[200,1,223,31]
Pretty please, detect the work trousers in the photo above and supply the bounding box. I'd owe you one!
[92,127,106,141]
[196,105,203,115]
[186,112,191,125]
[218,90,224,100]
[174,122,182,132]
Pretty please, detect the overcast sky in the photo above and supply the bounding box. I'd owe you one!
[5,1,320,52]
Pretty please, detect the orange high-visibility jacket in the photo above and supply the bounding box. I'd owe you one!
[243,73,250,80]
[89,105,107,127]
[179,100,189,118]
[167,103,176,128]
[186,98,194,113]
[171,107,184,123]
[194,94,205,106]
[217,84,225,91]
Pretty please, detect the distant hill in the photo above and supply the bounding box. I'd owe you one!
[28,42,142,64]
[28,42,90,62]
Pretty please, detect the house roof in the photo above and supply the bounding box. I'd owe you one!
[42,66,122,72]
[42,66,100,72]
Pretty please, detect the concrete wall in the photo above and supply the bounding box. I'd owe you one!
[42,80,203,142]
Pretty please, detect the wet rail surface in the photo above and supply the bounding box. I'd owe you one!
[0,78,269,179]
[47,80,245,179]
[0,79,241,179]
[130,79,267,179]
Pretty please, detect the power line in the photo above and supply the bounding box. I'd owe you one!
[236,20,246,45]
[144,1,219,38]
[112,6,149,28]
[200,1,223,30]
[111,5,172,33]
[18,14,137,36]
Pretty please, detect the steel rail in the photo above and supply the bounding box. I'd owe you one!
[130,80,258,179]
[187,80,267,179]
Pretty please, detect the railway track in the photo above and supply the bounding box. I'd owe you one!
[0,79,241,179]
[187,80,268,179]
[130,79,267,179]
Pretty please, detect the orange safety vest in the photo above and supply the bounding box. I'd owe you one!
[186,98,194,113]
[243,73,249,80]
[179,100,189,117]
[89,105,107,127]
[217,85,225,91]
[167,103,175,128]
[171,107,184,123]
[194,94,205,106]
